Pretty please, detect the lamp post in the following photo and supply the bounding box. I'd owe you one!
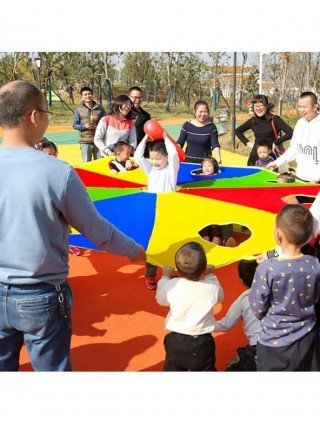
[230,52,237,149]
[34,57,42,90]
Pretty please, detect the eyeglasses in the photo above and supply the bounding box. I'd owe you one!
[37,109,53,121]
[130,96,143,101]
[27,109,53,121]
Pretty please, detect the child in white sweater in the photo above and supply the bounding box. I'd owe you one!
[156,241,223,371]
[134,132,180,289]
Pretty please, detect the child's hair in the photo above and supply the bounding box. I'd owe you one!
[201,157,219,174]
[148,140,167,156]
[276,204,314,246]
[276,172,296,183]
[175,241,207,281]
[238,259,258,288]
[36,139,58,154]
[256,140,271,150]
[114,141,131,155]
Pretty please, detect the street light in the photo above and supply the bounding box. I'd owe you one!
[34,57,42,90]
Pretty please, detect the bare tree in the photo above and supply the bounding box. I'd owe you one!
[208,52,230,110]
[165,52,174,112]
[238,52,248,110]
[277,52,291,115]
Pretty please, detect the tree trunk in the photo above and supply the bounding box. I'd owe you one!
[165,53,174,112]
[239,53,247,110]
[103,52,109,80]
[154,80,157,104]
[278,53,290,116]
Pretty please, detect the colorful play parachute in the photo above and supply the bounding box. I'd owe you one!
[69,158,319,268]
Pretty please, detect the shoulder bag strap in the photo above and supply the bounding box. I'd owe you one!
[270,115,279,140]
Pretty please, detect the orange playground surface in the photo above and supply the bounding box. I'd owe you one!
[19,250,247,371]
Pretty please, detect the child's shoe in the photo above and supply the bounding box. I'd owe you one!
[224,237,237,247]
[145,276,158,290]
[69,246,83,256]
[212,236,222,245]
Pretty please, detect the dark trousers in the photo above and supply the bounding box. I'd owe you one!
[164,332,216,371]
[199,224,233,243]
[256,327,320,371]
[226,345,257,371]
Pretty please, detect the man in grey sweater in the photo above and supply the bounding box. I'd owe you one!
[0,81,145,371]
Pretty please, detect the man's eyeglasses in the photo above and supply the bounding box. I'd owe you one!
[27,109,53,121]
[130,96,143,101]
[36,109,53,121]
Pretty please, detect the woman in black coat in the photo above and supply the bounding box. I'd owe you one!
[235,94,293,166]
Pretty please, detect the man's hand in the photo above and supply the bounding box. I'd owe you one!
[247,141,254,149]
[162,265,175,278]
[85,123,95,130]
[266,161,277,171]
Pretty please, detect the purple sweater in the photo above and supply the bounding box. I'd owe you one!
[249,255,320,347]
[255,157,274,168]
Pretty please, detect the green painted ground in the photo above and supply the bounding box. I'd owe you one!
[0,122,227,145]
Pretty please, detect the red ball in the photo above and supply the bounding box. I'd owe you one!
[143,119,164,140]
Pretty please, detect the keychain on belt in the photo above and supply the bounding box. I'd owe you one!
[56,285,69,319]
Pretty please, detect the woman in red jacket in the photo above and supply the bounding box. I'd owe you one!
[94,95,137,157]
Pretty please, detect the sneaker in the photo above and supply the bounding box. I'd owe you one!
[145,276,158,290]
[69,246,83,256]
[212,236,222,245]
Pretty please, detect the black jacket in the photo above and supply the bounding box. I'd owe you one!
[133,107,151,145]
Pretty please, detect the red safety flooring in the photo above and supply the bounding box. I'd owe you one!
[19,234,250,372]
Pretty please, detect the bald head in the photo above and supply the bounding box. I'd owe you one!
[0,80,44,128]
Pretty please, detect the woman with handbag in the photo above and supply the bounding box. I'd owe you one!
[235,94,293,166]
